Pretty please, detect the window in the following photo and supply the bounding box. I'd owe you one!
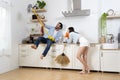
[0,0,11,56]
[0,7,7,52]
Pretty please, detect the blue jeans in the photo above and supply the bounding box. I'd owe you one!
[34,37,54,57]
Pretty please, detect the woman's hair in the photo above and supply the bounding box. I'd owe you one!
[68,27,75,33]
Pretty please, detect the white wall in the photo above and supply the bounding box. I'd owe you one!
[101,0,120,42]
[22,0,101,43]
[1,0,120,74]
[0,0,27,74]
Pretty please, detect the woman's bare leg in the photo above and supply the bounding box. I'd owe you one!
[82,47,90,73]
[77,47,87,73]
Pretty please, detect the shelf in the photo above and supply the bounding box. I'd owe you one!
[107,15,120,19]
[31,19,47,22]
[31,8,46,12]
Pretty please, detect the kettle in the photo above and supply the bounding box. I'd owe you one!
[106,34,114,43]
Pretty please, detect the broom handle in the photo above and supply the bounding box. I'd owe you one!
[32,8,54,41]
[63,43,66,52]
[32,8,45,27]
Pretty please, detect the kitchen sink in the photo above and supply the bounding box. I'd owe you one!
[102,43,118,49]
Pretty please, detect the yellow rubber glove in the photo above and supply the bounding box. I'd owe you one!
[48,36,55,41]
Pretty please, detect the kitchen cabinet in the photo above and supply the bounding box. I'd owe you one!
[39,44,73,69]
[19,44,120,72]
[19,44,38,67]
[19,44,49,67]
[45,44,64,68]
[60,44,74,69]
[72,44,82,69]
[73,44,100,71]
[87,45,101,71]
[100,50,120,72]
[19,44,101,71]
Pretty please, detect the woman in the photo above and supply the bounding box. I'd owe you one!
[67,27,79,44]
[67,27,90,74]
[77,33,90,74]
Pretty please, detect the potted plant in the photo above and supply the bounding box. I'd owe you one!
[37,0,46,9]
[100,13,108,43]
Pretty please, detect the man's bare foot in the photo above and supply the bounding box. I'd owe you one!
[31,45,37,49]
[40,54,44,60]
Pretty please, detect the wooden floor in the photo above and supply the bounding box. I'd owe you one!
[0,68,120,80]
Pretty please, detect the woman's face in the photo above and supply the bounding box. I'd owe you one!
[68,29,70,33]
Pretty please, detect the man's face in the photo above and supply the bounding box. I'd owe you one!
[55,23,61,31]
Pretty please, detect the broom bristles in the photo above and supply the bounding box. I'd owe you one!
[55,53,70,66]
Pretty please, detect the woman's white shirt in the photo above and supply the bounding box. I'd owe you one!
[67,32,79,44]
[67,32,90,47]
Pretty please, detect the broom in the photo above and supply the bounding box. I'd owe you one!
[55,43,70,66]
[31,8,55,41]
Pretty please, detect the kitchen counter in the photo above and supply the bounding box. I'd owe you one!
[101,48,120,50]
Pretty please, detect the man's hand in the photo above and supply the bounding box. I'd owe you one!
[48,36,55,41]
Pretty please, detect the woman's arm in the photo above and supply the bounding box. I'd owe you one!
[67,33,73,43]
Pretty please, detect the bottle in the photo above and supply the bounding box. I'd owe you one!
[100,36,106,43]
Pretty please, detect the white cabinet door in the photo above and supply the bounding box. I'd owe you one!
[19,44,38,67]
[61,44,73,69]
[73,45,82,69]
[50,44,73,69]
[49,44,64,68]
[73,45,100,71]
[87,45,100,71]
[32,44,47,67]
[101,50,120,72]
[19,44,48,67]
[38,44,57,68]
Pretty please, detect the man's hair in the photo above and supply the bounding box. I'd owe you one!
[59,22,63,29]
[68,27,75,33]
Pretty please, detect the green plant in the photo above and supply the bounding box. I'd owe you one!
[100,13,108,37]
[37,0,46,9]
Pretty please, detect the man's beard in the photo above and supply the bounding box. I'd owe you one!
[55,27,58,29]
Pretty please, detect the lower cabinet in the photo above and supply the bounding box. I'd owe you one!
[100,50,120,72]
[19,44,38,67]
[52,44,74,69]
[19,44,120,72]
[87,45,101,71]
[19,44,101,71]
[73,45,100,71]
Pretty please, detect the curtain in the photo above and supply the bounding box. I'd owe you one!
[0,0,11,56]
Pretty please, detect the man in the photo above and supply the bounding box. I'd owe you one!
[31,22,63,59]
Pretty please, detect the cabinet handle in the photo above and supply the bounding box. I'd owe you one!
[90,44,95,47]
[21,50,26,52]
[101,52,103,57]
